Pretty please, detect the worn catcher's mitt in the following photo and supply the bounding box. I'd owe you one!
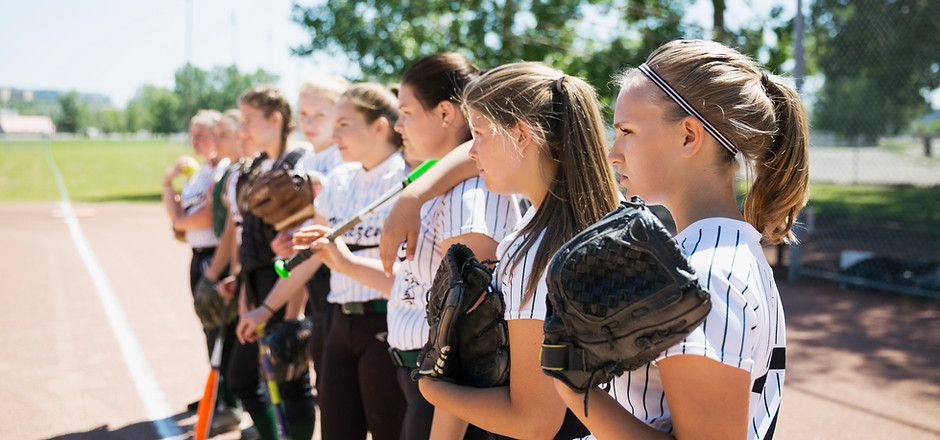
[540,196,712,414]
[260,318,314,382]
[245,168,316,231]
[193,277,238,329]
[413,243,510,387]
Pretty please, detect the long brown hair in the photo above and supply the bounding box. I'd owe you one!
[462,62,620,305]
[619,40,809,244]
[238,84,295,155]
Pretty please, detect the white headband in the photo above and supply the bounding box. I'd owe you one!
[637,63,739,156]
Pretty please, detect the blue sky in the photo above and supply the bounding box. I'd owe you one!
[1,0,347,108]
[14,0,913,111]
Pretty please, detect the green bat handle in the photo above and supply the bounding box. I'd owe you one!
[274,159,438,278]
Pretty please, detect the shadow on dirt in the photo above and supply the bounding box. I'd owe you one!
[779,276,940,403]
[43,412,196,440]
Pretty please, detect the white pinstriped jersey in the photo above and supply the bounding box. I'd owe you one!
[496,206,552,321]
[180,158,229,247]
[600,218,786,440]
[316,152,407,304]
[387,177,520,350]
[298,144,347,179]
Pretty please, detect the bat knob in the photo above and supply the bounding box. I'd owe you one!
[274,259,291,278]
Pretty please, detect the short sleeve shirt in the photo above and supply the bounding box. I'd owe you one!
[387,177,520,350]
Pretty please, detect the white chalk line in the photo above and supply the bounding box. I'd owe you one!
[45,140,184,439]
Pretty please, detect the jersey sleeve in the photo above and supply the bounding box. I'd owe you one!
[655,254,760,372]
[439,178,518,243]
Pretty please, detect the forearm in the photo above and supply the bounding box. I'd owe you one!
[554,382,673,440]
[429,407,469,440]
[284,290,307,320]
[260,256,321,311]
[172,204,213,230]
[332,254,395,295]
[419,380,563,439]
[402,141,476,203]
[162,181,183,221]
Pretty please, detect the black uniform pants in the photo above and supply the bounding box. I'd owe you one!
[318,306,405,440]
[227,266,317,425]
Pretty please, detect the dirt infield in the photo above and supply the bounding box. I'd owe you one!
[0,202,938,440]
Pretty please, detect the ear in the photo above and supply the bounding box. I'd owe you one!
[680,116,705,158]
[270,111,283,127]
[512,120,535,153]
[436,101,459,127]
[372,116,390,137]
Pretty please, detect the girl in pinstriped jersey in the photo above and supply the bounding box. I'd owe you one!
[298,52,522,440]
[387,53,519,439]
[554,39,807,440]
[417,62,621,439]
[239,83,408,440]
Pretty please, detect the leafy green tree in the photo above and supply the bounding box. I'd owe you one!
[56,91,86,133]
[291,0,694,107]
[126,85,183,134]
[291,0,799,114]
[809,0,940,144]
[174,63,279,123]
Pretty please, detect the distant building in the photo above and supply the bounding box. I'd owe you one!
[0,114,56,134]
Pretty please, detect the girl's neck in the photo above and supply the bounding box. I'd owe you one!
[360,144,397,171]
[263,141,283,159]
[667,182,745,234]
[312,142,331,154]
[521,155,556,210]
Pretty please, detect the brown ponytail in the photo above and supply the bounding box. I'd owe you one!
[744,73,810,244]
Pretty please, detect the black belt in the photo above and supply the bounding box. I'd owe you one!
[388,348,421,368]
[339,299,387,315]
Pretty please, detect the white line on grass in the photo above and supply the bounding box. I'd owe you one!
[44,140,184,439]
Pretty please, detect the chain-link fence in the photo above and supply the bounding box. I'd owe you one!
[786,0,940,298]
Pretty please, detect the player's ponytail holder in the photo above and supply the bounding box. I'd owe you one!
[555,75,567,93]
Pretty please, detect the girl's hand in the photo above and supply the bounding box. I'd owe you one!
[294,224,352,272]
[270,230,295,259]
[379,193,422,276]
[236,306,271,344]
[217,275,238,300]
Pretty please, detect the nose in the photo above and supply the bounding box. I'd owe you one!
[393,116,404,134]
[607,144,623,167]
[467,139,479,161]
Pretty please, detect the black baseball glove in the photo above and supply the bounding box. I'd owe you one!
[413,243,510,388]
[260,318,314,382]
[193,277,238,329]
[540,196,712,415]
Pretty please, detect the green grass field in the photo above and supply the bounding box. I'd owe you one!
[0,137,192,202]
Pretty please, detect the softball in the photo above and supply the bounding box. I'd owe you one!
[180,157,199,178]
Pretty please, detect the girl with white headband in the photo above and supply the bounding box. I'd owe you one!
[553,39,809,440]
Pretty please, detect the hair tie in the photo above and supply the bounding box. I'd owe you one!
[555,75,567,93]
[637,63,739,156]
